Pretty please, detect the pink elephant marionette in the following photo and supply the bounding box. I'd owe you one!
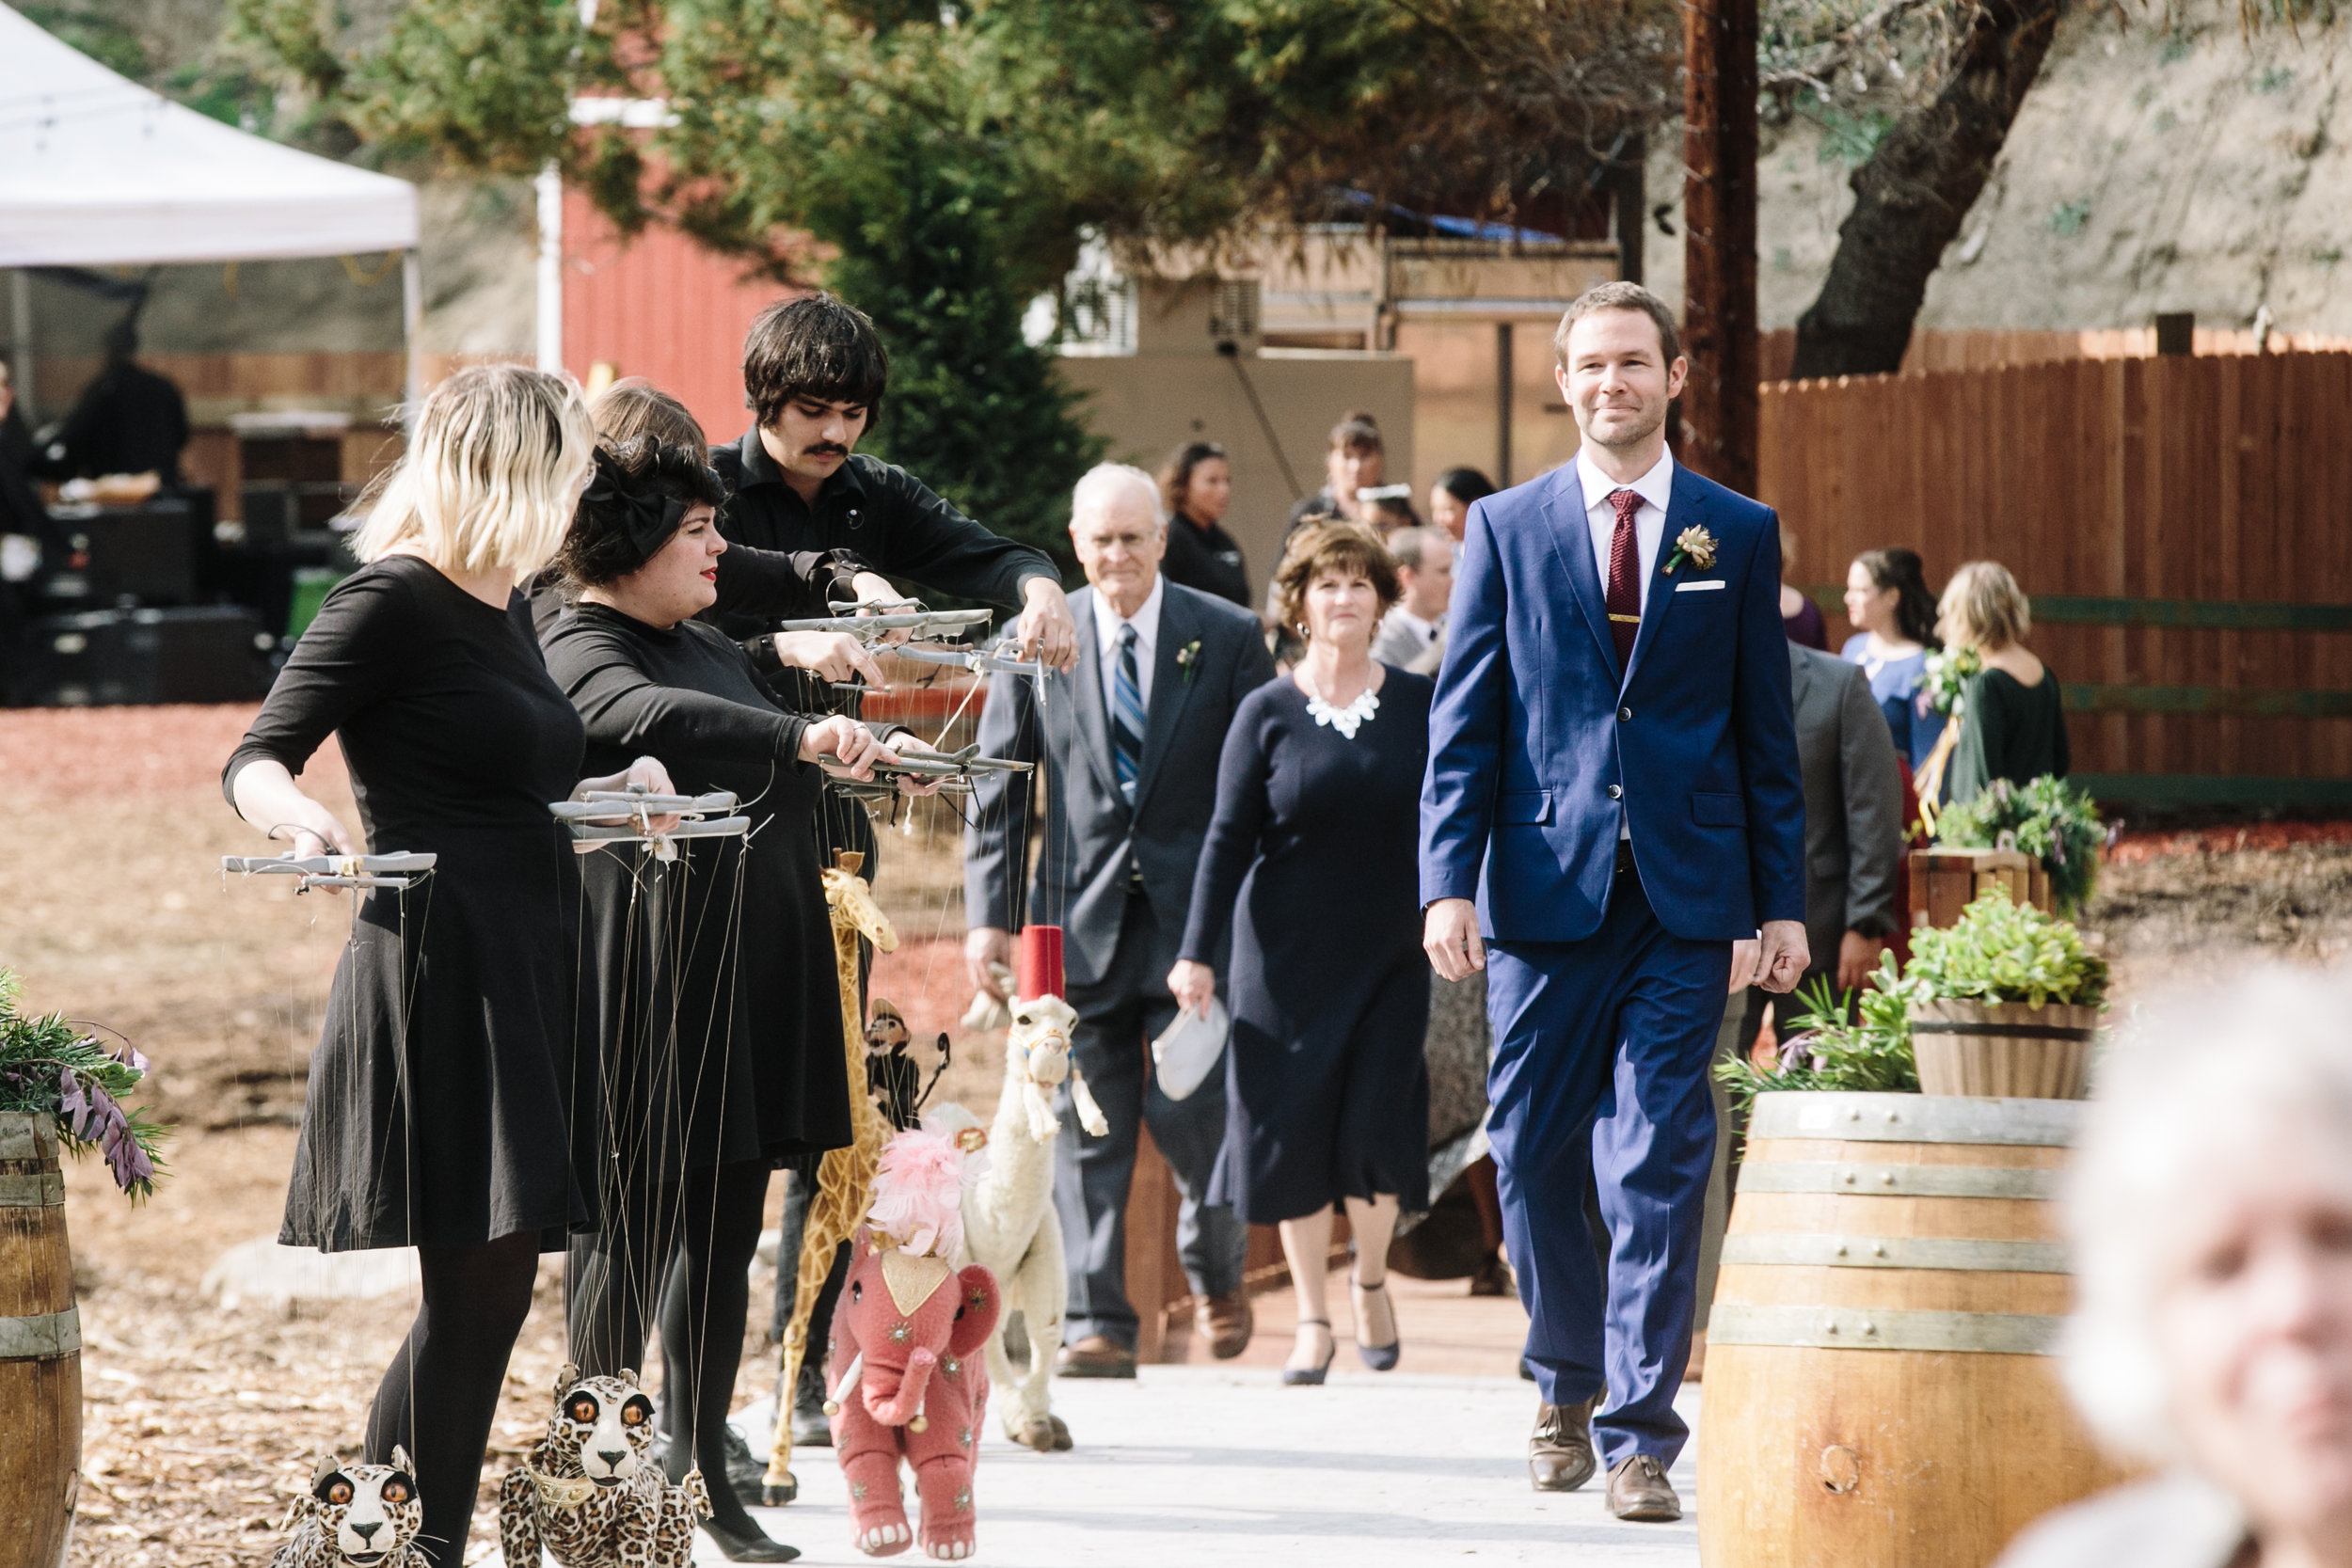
[827,1126,1001,1560]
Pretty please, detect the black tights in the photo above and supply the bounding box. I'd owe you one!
[568,1160,769,1533]
[366,1230,542,1568]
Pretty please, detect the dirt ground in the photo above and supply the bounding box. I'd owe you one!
[5,702,2350,1567]
[0,705,1002,1568]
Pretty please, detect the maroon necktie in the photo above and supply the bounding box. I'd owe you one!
[1606,487,1643,673]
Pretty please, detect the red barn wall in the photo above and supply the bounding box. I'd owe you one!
[560,186,797,443]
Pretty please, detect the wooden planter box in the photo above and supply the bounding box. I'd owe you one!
[1911,999,2102,1100]
[1909,847,2052,933]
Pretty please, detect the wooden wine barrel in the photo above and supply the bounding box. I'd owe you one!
[1698,1092,2121,1568]
[0,1113,81,1568]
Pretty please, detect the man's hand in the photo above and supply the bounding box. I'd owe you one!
[965,927,1013,998]
[1756,919,1811,993]
[1017,578,1079,673]
[847,572,914,646]
[1836,930,1884,991]
[1727,938,1760,993]
[1423,897,1486,982]
[772,630,888,688]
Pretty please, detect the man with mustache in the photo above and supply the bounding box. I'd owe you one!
[707,293,1077,676]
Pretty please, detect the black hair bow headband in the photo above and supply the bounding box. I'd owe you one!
[583,448,690,570]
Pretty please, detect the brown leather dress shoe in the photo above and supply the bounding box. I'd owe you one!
[1055,1334,1137,1379]
[1528,1396,1597,1492]
[1606,1454,1682,1522]
[1195,1291,1254,1360]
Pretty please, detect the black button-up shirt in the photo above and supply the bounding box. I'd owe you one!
[708,431,1059,644]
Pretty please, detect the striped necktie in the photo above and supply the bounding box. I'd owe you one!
[1112,623,1146,803]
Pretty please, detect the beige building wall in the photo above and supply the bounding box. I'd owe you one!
[1057,349,1414,600]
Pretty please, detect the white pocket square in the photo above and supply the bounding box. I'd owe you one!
[1674,578,1727,593]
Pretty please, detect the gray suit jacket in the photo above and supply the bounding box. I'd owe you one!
[964,579,1276,992]
[1371,610,1439,670]
[1789,642,1904,960]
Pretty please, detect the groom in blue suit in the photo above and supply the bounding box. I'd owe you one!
[1421,282,1808,1522]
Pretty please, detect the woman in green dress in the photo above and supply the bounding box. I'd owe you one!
[1938,560,2070,804]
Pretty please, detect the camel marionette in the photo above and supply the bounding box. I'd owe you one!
[825,1126,1000,1560]
[764,850,899,1506]
[924,924,1108,1453]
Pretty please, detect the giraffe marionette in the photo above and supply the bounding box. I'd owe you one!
[763,849,898,1505]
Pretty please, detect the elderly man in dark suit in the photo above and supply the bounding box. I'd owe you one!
[965,462,1276,1378]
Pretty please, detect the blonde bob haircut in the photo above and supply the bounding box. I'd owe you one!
[350,365,596,576]
[1272,520,1401,633]
[2060,966,2352,1464]
[1936,559,2032,651]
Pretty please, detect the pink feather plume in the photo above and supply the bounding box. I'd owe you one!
[867,1127,968,1259]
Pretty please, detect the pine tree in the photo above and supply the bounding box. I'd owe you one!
[825,146,1097,580]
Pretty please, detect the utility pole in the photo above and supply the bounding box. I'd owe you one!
[1681,0,1759,496]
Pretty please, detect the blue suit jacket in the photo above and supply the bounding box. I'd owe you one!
[1419,459,1806,943]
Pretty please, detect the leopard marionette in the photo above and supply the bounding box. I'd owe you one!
[273,1449,424,1568]
[498,1364,712,1568]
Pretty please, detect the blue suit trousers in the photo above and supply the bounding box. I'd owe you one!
[1486,865,1731,1469]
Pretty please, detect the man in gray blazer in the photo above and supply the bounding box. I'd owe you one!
[965,462,1276,1377]
[1736,641,1904,1046]
[1370,525,1454,673]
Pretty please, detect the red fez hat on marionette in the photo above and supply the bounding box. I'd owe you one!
[1016,925,1065,1002]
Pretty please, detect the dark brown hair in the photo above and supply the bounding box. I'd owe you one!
[1272,521,1402,631]
[742,293,889,429]
[1327,410,1383,455]
[1554,281,1682,370]
[553,436,727,591]
[1854,546,1941,647]
[1157,439,1228,519]
[588,378,707,464]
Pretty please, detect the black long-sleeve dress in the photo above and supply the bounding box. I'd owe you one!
[1179,668,1434,1224]
[223,554,593,1253]
[539,603,852,1182]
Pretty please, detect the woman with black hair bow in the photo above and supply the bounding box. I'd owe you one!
[543,437,924,1561]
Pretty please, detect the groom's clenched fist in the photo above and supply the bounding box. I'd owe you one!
[1424,897,1486,982]
[1756,918,1811,993]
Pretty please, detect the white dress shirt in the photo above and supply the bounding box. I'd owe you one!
[1576,446,1676,613]
[1090,572,1164,711]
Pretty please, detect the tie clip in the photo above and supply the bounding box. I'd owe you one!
[1609,613,1641,624]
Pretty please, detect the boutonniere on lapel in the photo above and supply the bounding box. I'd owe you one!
[1661,524,1718,576]
[1175,639,1203,685]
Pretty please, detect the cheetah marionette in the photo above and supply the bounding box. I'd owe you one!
[498,1364,712,1568]
[272,1449,424,1568]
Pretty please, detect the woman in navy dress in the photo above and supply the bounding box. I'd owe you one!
[1170,522,1432,1386]
[1839,546,1943,775]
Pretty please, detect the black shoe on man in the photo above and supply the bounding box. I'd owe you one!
[1528,1396,1597,1492]
[789,1359,832,1449]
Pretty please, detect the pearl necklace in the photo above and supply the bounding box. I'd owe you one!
[1304,685,1380,740]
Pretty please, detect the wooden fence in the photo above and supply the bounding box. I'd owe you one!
[1759,351,2352,807]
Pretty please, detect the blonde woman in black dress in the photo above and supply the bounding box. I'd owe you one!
[224,367,677,1567]
[1170,522,1434,1385]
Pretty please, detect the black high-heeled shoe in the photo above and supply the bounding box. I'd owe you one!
[1281,1318,1336,1386]
[1351,1273,1401,1372]
[699,1514,802,1563]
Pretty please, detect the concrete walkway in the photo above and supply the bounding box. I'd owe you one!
[715,1369,1701,1567]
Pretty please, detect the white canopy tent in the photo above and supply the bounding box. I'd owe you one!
[0,1,423,411]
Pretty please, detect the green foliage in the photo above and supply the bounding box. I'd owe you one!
[1714,957,1923,1139]
[20,3,149,79]
[1905,889,2109,1009]
[1933,774,2107,915]
[1812,103,1897,166]
[0,973,168,1202]
[2048,198,2094,237]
